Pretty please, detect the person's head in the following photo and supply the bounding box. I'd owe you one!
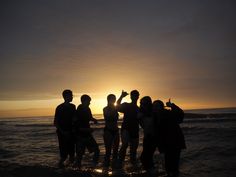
[62,89,73,103]
[107,94,116,106]
[140,96,152,108]
[130,90,139,103]
[140,96,152,115]
[81,94,91,107]
[152,100,164,112]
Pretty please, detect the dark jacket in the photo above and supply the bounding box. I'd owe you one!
[73,104,93,137]
[154,104,186,153]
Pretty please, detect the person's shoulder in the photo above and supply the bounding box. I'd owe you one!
[56,103,64,109]
[69,103,76,108]
[77,105,91,112]
[77,104,83,108]
[121,102,129,106]
[120,102,131,109]
[103,106,108,111]
[76,104,83,111]
[127,102,137,109]
[163,109,170,114]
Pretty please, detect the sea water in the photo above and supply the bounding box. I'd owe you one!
[0,108,236,177]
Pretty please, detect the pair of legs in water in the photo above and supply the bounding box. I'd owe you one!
[75,134,100,168]
[118,129,139,165]
[103,127,119,167]
[57,130,75,168]
[103,129,139,167]
[141,141,181,176]
[141,136,181,176]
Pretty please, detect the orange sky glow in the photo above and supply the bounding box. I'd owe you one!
[1,1,235,118]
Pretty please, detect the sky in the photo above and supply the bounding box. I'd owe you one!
[0,0,236,118]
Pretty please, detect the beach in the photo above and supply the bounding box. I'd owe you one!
[1,109,236,177]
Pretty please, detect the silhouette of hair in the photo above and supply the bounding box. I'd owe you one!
[130,90,139,101]
[131,90,139,97]
[107,94,116,102]
[81,94,91,103]
[62,89,72,99]
[140,96,152,116]
[140,96,152,107]
[153,100,164,109]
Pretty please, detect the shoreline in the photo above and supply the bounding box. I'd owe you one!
[0,162,165,177]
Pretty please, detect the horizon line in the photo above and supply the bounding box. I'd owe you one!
[0,106,235,119]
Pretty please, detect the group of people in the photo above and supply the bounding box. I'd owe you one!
[54,89,186,177]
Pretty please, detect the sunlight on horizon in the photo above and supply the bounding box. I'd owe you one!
[0,95,234,118]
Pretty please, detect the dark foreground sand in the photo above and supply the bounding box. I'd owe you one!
[0,162,166,177]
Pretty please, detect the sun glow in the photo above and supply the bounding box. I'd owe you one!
[0,88,234,118]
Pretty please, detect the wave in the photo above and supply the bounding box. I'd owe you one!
[0,149,18,159]
[184,112,236,118]
[185,107,236,114]
[11,120,236,133]
[14,124,54,129]
[184,117,236,123]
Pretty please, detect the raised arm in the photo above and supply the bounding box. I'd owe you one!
[116,90,129,113]
[167,100,184,123]
[117,90,128,105]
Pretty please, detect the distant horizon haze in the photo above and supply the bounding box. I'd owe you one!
[0,96,235,118]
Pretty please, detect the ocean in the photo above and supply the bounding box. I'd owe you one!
[0,108,236,177]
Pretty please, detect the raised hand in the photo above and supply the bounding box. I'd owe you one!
[166,98,172,107]
[121,90,129,98]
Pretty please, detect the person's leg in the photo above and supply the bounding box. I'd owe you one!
[130,137,139,164]
[103,130,113,166]
[141,135,155,170]
[140,136,146,168]
[118,129,129,163]
[164,150,172,176]
[87,135,100,164]
[75,137,85,168]
[146,136,157,170]
[171,149,181,177]
[57,130,67,167]
[112,131,120,160]
[165,149,181,177]
[68,134,75,163]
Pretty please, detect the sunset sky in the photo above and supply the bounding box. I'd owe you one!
[0,0,236,118]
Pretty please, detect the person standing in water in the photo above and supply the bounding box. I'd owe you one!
[153,99,186,177]
[138,96,156,172]
[116,90,140,166]
[103,94,120,167]
[73,94,100,168]
[54,89,76,168]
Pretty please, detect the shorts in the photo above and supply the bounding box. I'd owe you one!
[76,134,99,153]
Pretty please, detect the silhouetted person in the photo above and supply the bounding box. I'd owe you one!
[73,94,100,168]
[54,89,76,168]
[116,90,140,165]
[103,94,120,167]
[153,100,186,177]
[139,96,156,172]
